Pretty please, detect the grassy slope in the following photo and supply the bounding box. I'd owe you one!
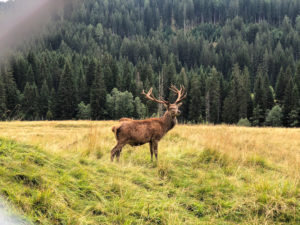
[0,121,299,224]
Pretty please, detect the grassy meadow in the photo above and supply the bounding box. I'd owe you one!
[0,121,299,224]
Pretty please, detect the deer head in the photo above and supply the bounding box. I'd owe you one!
[142,85,187,117]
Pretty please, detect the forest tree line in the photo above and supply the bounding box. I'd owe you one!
[0,0,300,127]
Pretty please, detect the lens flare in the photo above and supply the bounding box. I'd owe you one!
[0,0,65,59]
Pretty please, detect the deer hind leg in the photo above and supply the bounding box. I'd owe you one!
[153,141,158,161]
[116,148,124,162]
[149,142,154,161]
[111,143,125,162]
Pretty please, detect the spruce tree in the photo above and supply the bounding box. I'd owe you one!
[26,66,35,84]
[253,68,267,125]
[188,74,203,123]
[23,82,39,120]
[103,64,113,93]
[90,65,107,120]
[27,51,37,83]
[56,61,77,120]
[282,77,294,126]
[239,67,252,120]
[86,59,97,88]
[48,88,56,120]
[176,68,189,120]
[263,75,274,110]
[223,64,241,124]
[39,80,50,119]
[78,67,89,104]
[275,67,287,104]
[206,67,221,123]
[295,61,300,90]
[2,68,18,113]
[122,59,133,92]
[223,93,238,124]
[0,76,7,120]
[288,84,300,127]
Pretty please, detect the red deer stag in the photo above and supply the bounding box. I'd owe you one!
[110,85,187,162]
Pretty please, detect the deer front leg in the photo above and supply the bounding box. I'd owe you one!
[149,141,153,161]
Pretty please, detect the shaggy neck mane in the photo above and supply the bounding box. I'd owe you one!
[161,111,177,132]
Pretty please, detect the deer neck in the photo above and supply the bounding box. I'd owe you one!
[161,111,177,132]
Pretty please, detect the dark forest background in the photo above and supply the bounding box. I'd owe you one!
[1,0,300,127]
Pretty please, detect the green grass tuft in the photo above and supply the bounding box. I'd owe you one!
[0,137,299,224]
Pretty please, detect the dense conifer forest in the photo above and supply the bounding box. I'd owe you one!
[0,0,300,127]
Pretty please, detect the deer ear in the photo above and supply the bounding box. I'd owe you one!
[163,103,169,108]
[177,102,183,107]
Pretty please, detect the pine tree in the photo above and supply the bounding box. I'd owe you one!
[90,65,107,120]
[56,61,77,120]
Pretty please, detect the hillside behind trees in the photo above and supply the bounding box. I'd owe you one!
[1,0,300,127]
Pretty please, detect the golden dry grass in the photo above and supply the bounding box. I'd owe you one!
[0,121,299,178]
[0,121,299,224]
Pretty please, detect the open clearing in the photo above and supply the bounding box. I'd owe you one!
[0,121,299,224]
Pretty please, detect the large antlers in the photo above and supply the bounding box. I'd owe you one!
[142,88,169,105]
[142,85,187,105]
[170,85,187,104]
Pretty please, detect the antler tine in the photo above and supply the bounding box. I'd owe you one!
[169,84,187,104]
[169,84,179,93]
[142,87,168,105]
